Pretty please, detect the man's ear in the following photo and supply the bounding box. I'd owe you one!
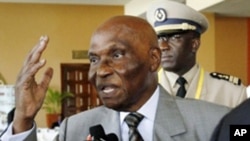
[149,47,161,72]
[192,38,200,53]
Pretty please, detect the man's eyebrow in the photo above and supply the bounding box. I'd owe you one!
[88,52,96,57]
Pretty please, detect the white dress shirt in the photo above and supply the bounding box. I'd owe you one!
[1,122,34,141]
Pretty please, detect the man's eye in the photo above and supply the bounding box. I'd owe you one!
[170,34,181,40]
[89,57,98,64]
[113,52,123,59]
[158,36,168,41]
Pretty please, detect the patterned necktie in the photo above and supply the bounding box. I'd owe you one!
[124,112,144,141]
[176,76,187,98]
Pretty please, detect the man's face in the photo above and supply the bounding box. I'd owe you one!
[158,31,198,73]
[88,24,152,111]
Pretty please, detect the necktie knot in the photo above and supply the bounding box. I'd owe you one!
[176,76,186,85]
[124,112,144,128]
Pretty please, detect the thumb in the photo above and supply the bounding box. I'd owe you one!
[86,134,92,141]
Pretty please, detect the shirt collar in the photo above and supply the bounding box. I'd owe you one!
[120,86,160,124]
[183,64,199,84]
[164,64,199,87]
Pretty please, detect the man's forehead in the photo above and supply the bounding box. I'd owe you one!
[91,26,139,48]
[95,16,149,38]
[89,39,128,54]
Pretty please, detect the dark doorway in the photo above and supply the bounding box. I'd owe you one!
[61,63,101,118]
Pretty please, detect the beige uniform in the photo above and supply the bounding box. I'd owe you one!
[158,64,247,108]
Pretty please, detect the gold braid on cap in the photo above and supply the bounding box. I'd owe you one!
[155,22,197,33]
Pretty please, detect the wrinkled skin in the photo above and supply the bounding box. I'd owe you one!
[158,31,200,76]
[88,16,161,112]
[13,36,53,134]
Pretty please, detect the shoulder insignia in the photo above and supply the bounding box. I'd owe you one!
[210,72,241,85]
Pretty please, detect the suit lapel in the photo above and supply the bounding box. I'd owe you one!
[153,85,187,140]
[99,108,122,140]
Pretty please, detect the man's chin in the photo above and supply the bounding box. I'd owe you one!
[103,102,120,110]
[161,64,175,71]
[104,103,129,112]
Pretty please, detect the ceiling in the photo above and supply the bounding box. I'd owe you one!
[0,0,132,5]
[0,0,249,17]
[202,0,250,17]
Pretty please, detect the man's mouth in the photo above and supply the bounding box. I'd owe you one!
[102,86,115,94]
[97,84,118,96]
[161,55,172,62]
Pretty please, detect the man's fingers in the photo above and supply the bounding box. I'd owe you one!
[39,67,53,90]
[17,36,49,87]
[23,35,49,66]
[31,36,49,61]
[16,58,47,89]
[28,59,47,76]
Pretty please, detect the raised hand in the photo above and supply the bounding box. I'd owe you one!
[13,36,53,134]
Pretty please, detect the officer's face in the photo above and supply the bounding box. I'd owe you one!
[158,31,199,74]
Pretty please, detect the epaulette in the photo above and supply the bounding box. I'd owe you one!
[210,72,241,85]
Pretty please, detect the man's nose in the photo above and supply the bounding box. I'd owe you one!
[159,41,171,50]
[96,60,113,77]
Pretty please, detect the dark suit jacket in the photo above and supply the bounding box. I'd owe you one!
[211,98,250,141]
[18,85,230,141]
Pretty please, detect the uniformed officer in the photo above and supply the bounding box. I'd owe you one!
[146,0,247,108]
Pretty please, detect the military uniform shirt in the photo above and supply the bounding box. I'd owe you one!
[158,64,247,108]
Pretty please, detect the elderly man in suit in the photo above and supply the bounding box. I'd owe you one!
[146,0,247,108]
[1,15,230,141]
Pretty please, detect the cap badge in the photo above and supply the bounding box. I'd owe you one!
[154,8,167,22]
